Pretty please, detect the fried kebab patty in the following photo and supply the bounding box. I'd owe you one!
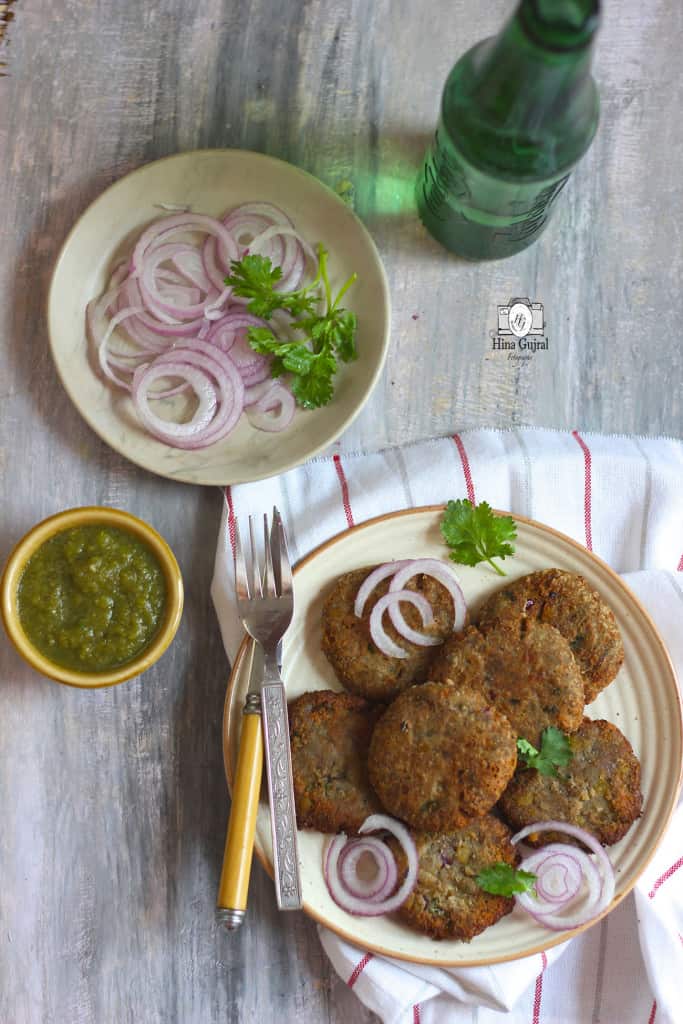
[389,816,517,941]
[367,682,517,831]
[430,620,585,746]
[289,689,383,833]
[499,717,642,847]
[477,569,624,704]
[321,566,458,702]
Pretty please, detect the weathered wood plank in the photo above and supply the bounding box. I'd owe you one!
[0,0,681,1021]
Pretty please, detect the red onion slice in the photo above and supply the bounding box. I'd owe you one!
[338,838,398,901]
[389,558,467,634]
[131,342,245,449]
[122,275,207,339]
[147,341,245,448]
[139,242,219,321]
[512,821,615,932]
[243,379,279,408]
[388,591,440,648]
[223,201,294,228]
[323,814,418,918]
[353,561,412,618]
[249,224,318,293]
[96,305,146,390]
[246,381,295,432]
[89,204,320,450]
[369,590,434,660]
[171,248,213,291]
[526,844,586,904]
[132,212,239,272]
[224,329,272,384]
[132,361,218,442]
[202,235,233,293]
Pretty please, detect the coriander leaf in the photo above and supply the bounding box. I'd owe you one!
[440,499,517,576]
[291,348,337,409]
[517,738,539,761]
[224,255,283,319]
[476,863,537,896]
[517,727,573,777]
[279,345,317,376]
[328,309,357,362]
[231,244,359,411]
[247,326,280,352]
[246,327,337,410]
[248,331,315,374]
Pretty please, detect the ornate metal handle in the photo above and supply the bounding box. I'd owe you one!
[260,681,302,911]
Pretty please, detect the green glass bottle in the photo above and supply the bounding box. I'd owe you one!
[417,0,600,260]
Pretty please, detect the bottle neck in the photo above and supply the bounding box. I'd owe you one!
[464,0,599,121]
[441,0,600,179]
[519,0,600,53]
[491,0,600,77]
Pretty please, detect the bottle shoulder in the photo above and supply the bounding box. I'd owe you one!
[441,37,600,180]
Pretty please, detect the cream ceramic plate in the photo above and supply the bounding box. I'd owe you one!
[224,507,682,966]
[48,150,391,485]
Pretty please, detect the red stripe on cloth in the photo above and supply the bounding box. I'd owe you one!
[333,454,355,527]
[347,952,373,988]
[648,856,683,899]
[224,485,236,556]
[677,552,683,572]
[648,1000,657,1024]
[532,951,548,1024]
[413,1004,421,1024]
[452,433,476,505]
[572,430,593,552]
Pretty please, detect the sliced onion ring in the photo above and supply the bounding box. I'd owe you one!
[246,381,295,432]
[88,203,326,445]
[389,558,467,634]
[512,821,615,932]
[369,591,432,659]
[353,561,412,618]
[338,838,398,901]
[323,814,418,918]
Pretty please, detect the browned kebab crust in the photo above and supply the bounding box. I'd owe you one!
[498,717,643,847]
[289,689,384,833]
[389,816,518,941]
[476,569,624,704]
[367,682,517,832]
[429,620,585,747]
[320,566,459,703]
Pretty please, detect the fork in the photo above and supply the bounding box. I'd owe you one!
[217,508,302,925]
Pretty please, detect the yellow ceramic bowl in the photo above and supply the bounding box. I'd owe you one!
[1,507,184,688]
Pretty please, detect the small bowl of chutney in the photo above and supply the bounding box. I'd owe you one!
[1,507,183,687]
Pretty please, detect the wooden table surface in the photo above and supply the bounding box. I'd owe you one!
[1,1,681,1021]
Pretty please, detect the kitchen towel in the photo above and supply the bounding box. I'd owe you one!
[212,427,683,1024]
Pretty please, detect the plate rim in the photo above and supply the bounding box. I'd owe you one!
[47,147,392,486]
[223,505,683,966]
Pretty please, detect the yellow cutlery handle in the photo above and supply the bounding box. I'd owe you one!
[216,700,263,929]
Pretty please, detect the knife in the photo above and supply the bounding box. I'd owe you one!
[216,637,264,930]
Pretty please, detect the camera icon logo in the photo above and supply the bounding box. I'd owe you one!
[497,298,545,338]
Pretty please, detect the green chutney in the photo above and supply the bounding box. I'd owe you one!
[17,525,167,672]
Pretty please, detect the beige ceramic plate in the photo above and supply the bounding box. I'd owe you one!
[48,150,391,485]
[224,507,682,966]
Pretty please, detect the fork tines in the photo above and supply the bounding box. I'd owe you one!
[233,507,292,601]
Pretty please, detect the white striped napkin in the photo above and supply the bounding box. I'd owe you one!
[211,427,683,1024]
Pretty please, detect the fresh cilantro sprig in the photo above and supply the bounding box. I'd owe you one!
[440,499,517,576]
[224,246,358,410]
[224,254,318,320]
[476,863,537,897]
[517,727,573,777]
